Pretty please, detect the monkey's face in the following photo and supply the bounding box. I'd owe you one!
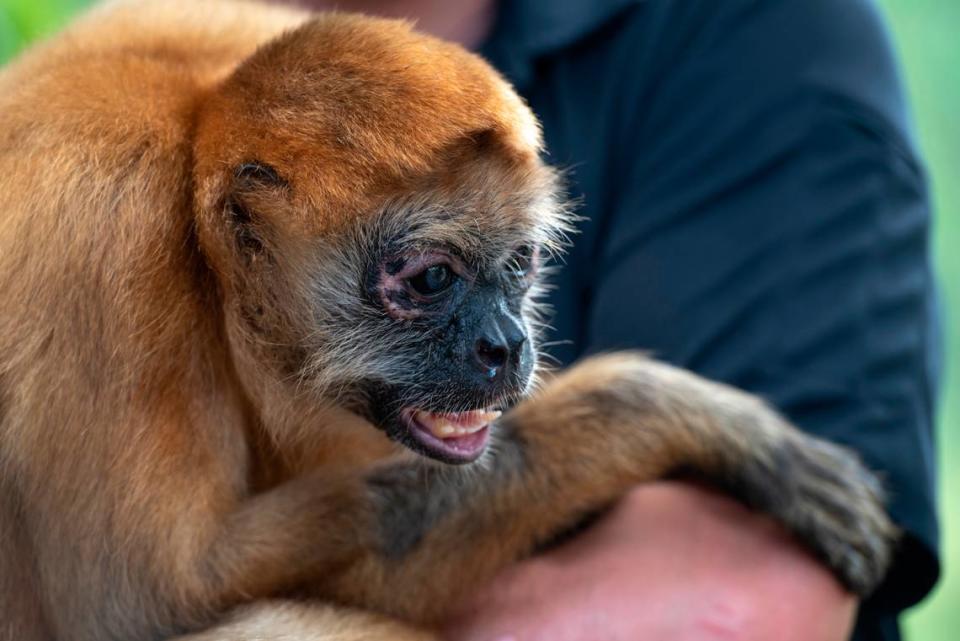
[360,243,537,462]
[196,140,568,465]
[191,14,568,464]
[355,195,548,463]
[293,153,567,465]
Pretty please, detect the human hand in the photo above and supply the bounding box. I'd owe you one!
[443,481,857,641]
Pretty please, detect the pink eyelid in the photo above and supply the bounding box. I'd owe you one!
[388,250,468,282]
[377,250,468,310]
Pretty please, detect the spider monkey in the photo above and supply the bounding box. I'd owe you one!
[0,2,895,640]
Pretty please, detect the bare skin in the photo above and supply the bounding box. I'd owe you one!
[290,2,859,639]
[299,0,496,48]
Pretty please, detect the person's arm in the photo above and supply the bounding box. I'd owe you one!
[447,0,938,638]
[444,481,857,641]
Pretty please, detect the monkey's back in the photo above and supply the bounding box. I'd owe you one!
[0,0,309,392]
[0,4,307,638]
[0,0,307,448]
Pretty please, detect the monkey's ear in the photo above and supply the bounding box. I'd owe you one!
[224,161,287,256]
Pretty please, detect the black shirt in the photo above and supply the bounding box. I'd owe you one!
[480,1,941,638]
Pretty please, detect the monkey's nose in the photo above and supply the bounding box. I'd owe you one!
[474,337,509,375]
[473,322,526,381]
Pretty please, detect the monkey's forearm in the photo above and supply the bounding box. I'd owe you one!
[510,354,897,598]
[303,354,895,625]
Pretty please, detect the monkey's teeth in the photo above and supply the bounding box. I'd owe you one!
[413,409,501,440]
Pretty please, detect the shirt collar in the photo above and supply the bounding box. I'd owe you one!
[480,0,642,88]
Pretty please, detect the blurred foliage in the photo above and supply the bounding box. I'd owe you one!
[879,2,960,640]
[0,0,957,639]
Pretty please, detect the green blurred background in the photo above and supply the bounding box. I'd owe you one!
[0,0,956,638]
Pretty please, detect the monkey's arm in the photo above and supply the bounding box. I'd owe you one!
[299,353,895,625]
[107,352,891,639]
[132,352,893,636]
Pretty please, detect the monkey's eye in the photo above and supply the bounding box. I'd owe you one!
[408,264,456,297]
[507,245,536,279]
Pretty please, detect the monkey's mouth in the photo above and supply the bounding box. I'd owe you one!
[399,408,500,464]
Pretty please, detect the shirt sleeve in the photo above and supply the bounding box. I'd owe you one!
[583,0,940,616]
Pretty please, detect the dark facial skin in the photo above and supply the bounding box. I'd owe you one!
[363,241,539,463]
